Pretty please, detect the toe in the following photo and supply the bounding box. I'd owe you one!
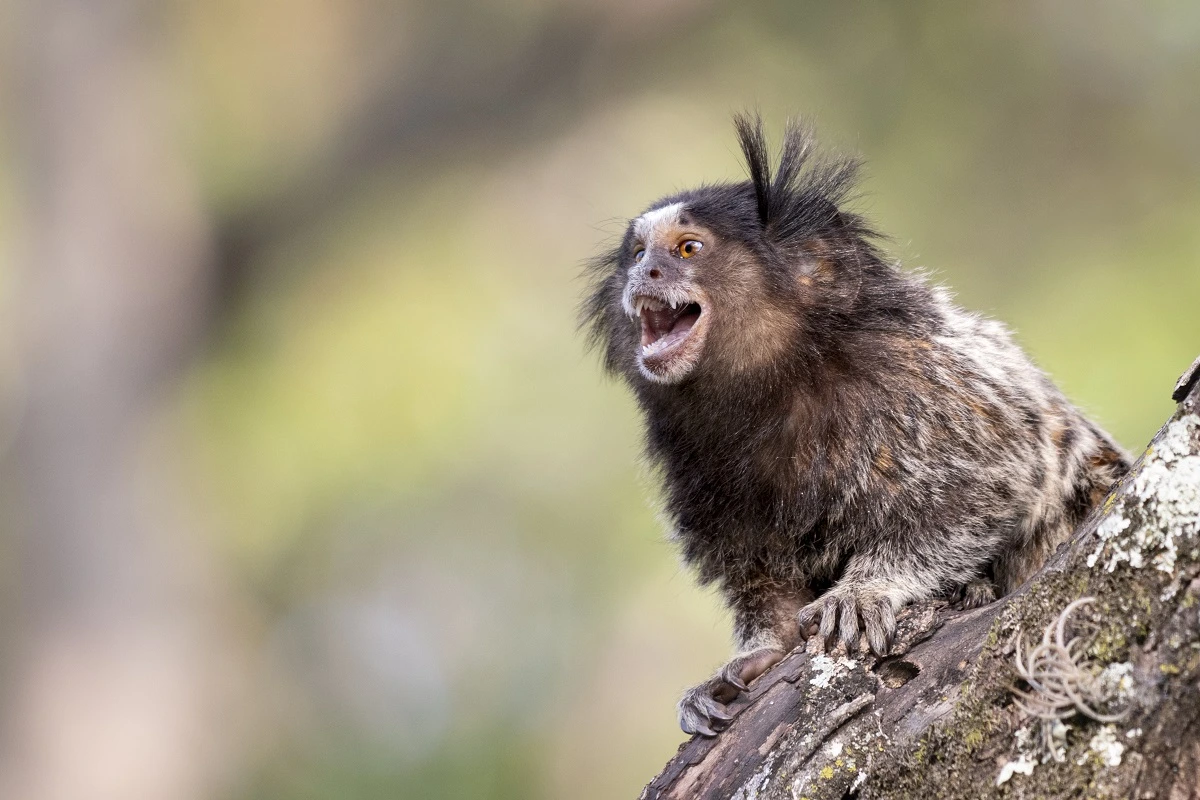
[818,596,839,647]
[678,695,717,737]
[862,599,889,656]
[708,705,733,723]
[681,711,717,737]
[719,662,749,692]
[838,595,861,651]
[702,694,734,723]
[871,598,897,656]
[678,703,701,735]
[797,603,821,636]
[677,684,732,737]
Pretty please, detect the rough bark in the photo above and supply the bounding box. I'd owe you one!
[642,357,1200,800]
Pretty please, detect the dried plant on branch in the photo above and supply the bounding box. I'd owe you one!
[1010,597,1128,725]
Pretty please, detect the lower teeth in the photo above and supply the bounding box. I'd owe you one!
[643,337,672,356]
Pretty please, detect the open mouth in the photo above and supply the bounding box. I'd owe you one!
[637,297,702,355]
[632,294,706,380]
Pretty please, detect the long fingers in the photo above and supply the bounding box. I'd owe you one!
[798,591,896,657]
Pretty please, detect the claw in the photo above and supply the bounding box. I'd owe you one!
[720,666,749,692]
[679,709,704,736]
[818,596,839,647]
[708,705,734,722]
[696,691,733,722]
[863,598,894,657]
[678,682,732,737]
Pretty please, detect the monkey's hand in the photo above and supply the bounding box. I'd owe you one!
[796,583,899,657]
[677,646,785,737]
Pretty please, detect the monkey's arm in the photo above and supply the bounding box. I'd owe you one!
[677,586,811,737]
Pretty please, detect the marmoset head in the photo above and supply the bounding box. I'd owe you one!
[583,115,884,387]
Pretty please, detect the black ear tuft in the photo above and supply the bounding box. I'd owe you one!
[732,113,865,247]
[733,112,772,225]
[772,117,815,202]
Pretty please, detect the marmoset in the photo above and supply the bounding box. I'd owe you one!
[581,115,1130,737]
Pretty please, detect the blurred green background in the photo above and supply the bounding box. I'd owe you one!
[0,1,1197,798]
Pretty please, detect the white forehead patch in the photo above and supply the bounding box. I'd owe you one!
[633,202,684,243]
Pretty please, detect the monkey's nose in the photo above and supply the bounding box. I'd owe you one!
[648,267,662,279]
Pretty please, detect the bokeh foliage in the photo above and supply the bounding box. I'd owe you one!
[5,1,1199,798]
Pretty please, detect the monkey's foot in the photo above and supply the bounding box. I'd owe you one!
[952,578,997,610]
[677,647,784,737]
[797,587,897,657]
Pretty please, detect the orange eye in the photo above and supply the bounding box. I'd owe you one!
[679,240,703,259]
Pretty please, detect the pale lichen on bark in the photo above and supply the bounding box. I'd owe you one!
[1088,413,1200,580]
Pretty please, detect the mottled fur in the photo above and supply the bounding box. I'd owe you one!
[581,115,1129,736]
